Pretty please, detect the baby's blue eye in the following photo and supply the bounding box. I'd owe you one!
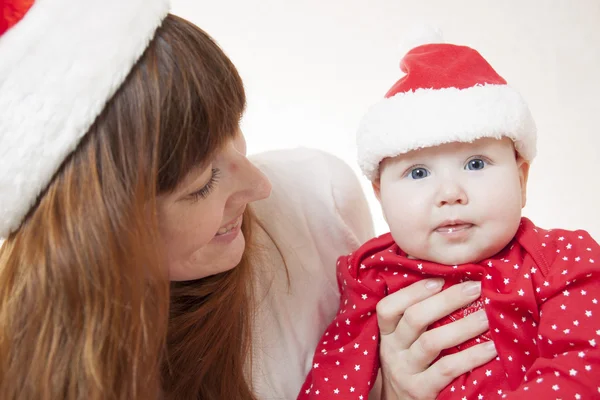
[410,168,429,179]
[466,159,486,171]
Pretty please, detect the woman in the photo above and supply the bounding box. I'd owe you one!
[0,1,495,399]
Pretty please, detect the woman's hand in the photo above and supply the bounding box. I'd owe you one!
[375,279,497,400]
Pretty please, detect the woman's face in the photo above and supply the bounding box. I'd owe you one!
[157,133,271,281]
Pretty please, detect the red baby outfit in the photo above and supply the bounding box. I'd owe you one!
[298,218,600,399]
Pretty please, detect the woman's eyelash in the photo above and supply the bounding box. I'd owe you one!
[190,168,220,201]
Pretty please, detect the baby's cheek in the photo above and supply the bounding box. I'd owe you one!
[385,208,413,234]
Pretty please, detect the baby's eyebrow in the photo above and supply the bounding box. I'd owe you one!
[384,156,415,168]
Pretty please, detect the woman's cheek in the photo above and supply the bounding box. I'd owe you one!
[189,214,219,246]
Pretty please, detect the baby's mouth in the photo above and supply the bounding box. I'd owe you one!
[434,223,473,234]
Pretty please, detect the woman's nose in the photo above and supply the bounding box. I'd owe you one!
[234,158,272,204]
[247,164,272,202]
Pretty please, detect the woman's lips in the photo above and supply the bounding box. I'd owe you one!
[216,215,243,236]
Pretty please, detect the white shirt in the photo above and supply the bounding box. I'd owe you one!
[249,148,374,399]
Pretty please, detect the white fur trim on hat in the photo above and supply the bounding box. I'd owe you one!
[0,0,170,238]
[356,84,537,181]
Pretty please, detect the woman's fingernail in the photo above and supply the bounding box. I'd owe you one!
[425,278,444,290]
[484,341,496,352]
[463,281,481,296]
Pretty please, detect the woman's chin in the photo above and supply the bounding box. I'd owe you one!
[214,230,246,274]
[225,233,246,268]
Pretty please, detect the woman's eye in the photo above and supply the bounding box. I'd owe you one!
[190,168,220,201]
[466,159,486,171]
[410,167,429,180]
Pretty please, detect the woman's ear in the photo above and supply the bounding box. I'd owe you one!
[517,157,530,208]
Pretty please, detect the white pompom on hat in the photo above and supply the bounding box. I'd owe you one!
[357,27,537,181]
[0,0,171,238]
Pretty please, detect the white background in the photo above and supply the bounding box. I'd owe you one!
[174,0,600,239]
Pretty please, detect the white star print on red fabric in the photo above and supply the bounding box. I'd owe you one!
[297,218,600,399]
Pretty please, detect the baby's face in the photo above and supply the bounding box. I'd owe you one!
[373,137,529,265]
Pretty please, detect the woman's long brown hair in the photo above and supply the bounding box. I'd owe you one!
[0,15,256,400]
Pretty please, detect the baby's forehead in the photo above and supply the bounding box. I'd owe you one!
[396,137,513,160]
[376,137,517,177]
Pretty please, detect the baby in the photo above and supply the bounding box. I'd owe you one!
[298,33,600,399]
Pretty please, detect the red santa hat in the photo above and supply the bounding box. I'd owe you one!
[357,28,537,181]
[0,0,170,238]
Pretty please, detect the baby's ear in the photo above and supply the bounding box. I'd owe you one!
[371,179,382,202]
[517,157,530,207]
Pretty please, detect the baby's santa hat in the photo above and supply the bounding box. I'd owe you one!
[357,27,537,181]
[0,0,170,238]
